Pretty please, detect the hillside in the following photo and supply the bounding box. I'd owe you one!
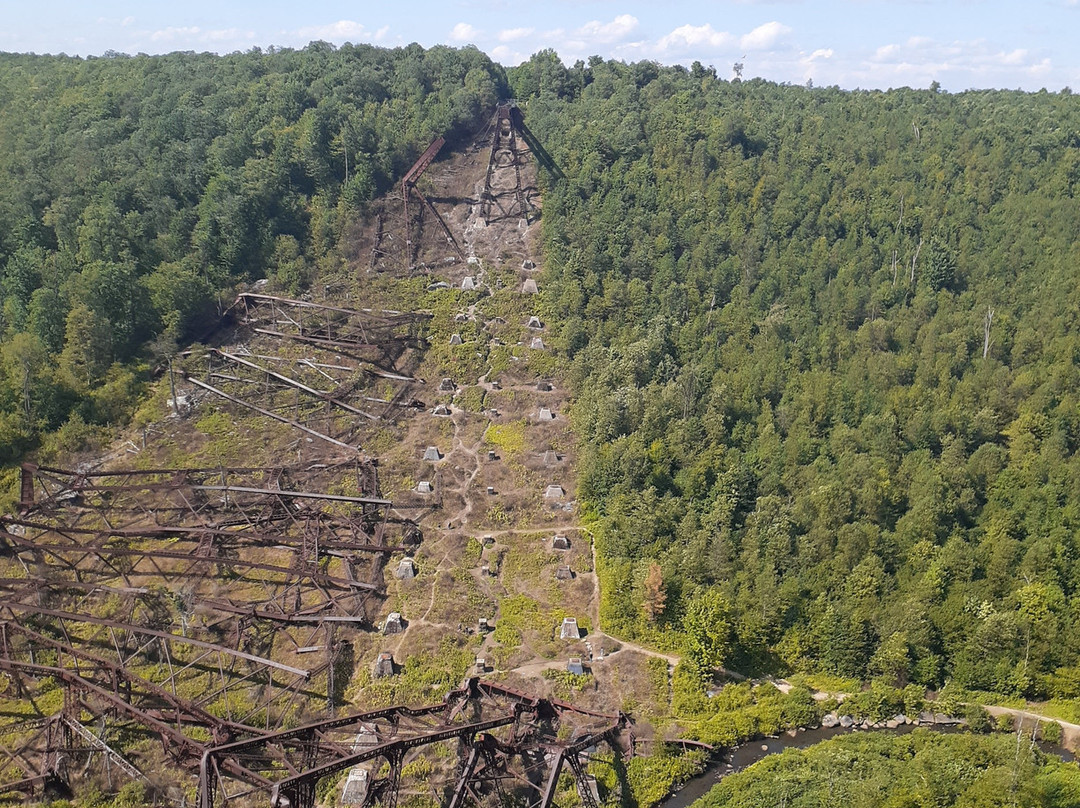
[2,43,1080,806]
[0,71,691,805]
[511,55,1080,701]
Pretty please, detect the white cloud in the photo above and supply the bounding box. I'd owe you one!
[150,26,201,43]
[658,23,735,52]
[1001,48,1027,65]
[498,27,533,43]
[827,35,1061,91]
[293,20,372,42]
[141,26,256,51]
[807,48,833,61]
[491,44,529,65]
[575,14,638,44]
[121,17,135,28]
[450,22,478,43]
[740,21,791,51]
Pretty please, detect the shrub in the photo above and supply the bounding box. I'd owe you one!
[1042,721,1063,745]
[963,704,992,733]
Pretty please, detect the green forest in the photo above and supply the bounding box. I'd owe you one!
[698,730,1080,808]
[0,44,504,463]
[512,54,1080,699]
[3,42,1080,803]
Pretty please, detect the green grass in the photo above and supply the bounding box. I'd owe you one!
[483,420,528,460]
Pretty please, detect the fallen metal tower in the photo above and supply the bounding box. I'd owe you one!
[186,294,430,451]
[401,137,466,268]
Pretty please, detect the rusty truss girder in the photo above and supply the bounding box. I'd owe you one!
[0,612,321,736]
[196,678,629,808]
[186,293,432,450]
[0,711,144,800]
[482,104,531,225]
[0,454,433,801]
[228,293,430,367]
[0,672,628,808]
[2,461,411,627]
[0,458,415,679]
[400,137,466,269]
[15,460,393,539]
[184,350,397,453]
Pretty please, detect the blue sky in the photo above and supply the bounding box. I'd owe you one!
[3,1,1078,92]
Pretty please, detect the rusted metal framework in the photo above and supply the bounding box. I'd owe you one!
[229,293,430,368]
[0,458,428,802]
[482,104,531,224]
[0,672,628,808]
[0,712,145,800]
[188,295,430,451]
[400,137,466,267]
[0,618,271,800]
[184,348,405,452]
[4,461,409,624]
[200,678,629,808]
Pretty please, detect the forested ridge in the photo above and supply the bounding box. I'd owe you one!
[3,43,1080,711]
[0,44,504,462]
[510,55,1080,699]
[698,730,1080,807]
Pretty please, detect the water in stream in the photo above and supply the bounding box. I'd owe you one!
[662,724,1076,808]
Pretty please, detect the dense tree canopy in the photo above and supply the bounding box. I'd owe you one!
[0,43,505,460]
[510,56,1080,697]
[4,43,1080,705]
[699,730,1080,808]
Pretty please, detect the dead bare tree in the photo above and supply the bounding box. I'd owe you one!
[909,238,923,284]
[984,306,995,359]
[892,194,904,286]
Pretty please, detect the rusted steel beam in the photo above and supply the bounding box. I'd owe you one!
[447,741,483,808]
[201,699,452,762]
[182,375,358,452]
[5,614,321,725]
[236,293,422,323]
[26,462,356,478]
[0,578,360,627]
[0,661,275,795]
[189,483,391,508]
[0,774,52,797]
[0,528,378,592]
[0,518,398,557]
[0,577,149,596]
[250,328,384,358]
[212,350,380,421]
[189,678,629,808]
[57,714,149,784]
[198,698,465,808]
[0,661,209,758]
[0,621,330,783]
[469,678,621,721]
[194,600,369,625]
[15,464,398,550]
[401,137,445,188]
[270,714,516,808]
[0,605,310,678]
[18,466,390,507]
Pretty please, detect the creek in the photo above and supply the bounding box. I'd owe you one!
[662,723,1076,808]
